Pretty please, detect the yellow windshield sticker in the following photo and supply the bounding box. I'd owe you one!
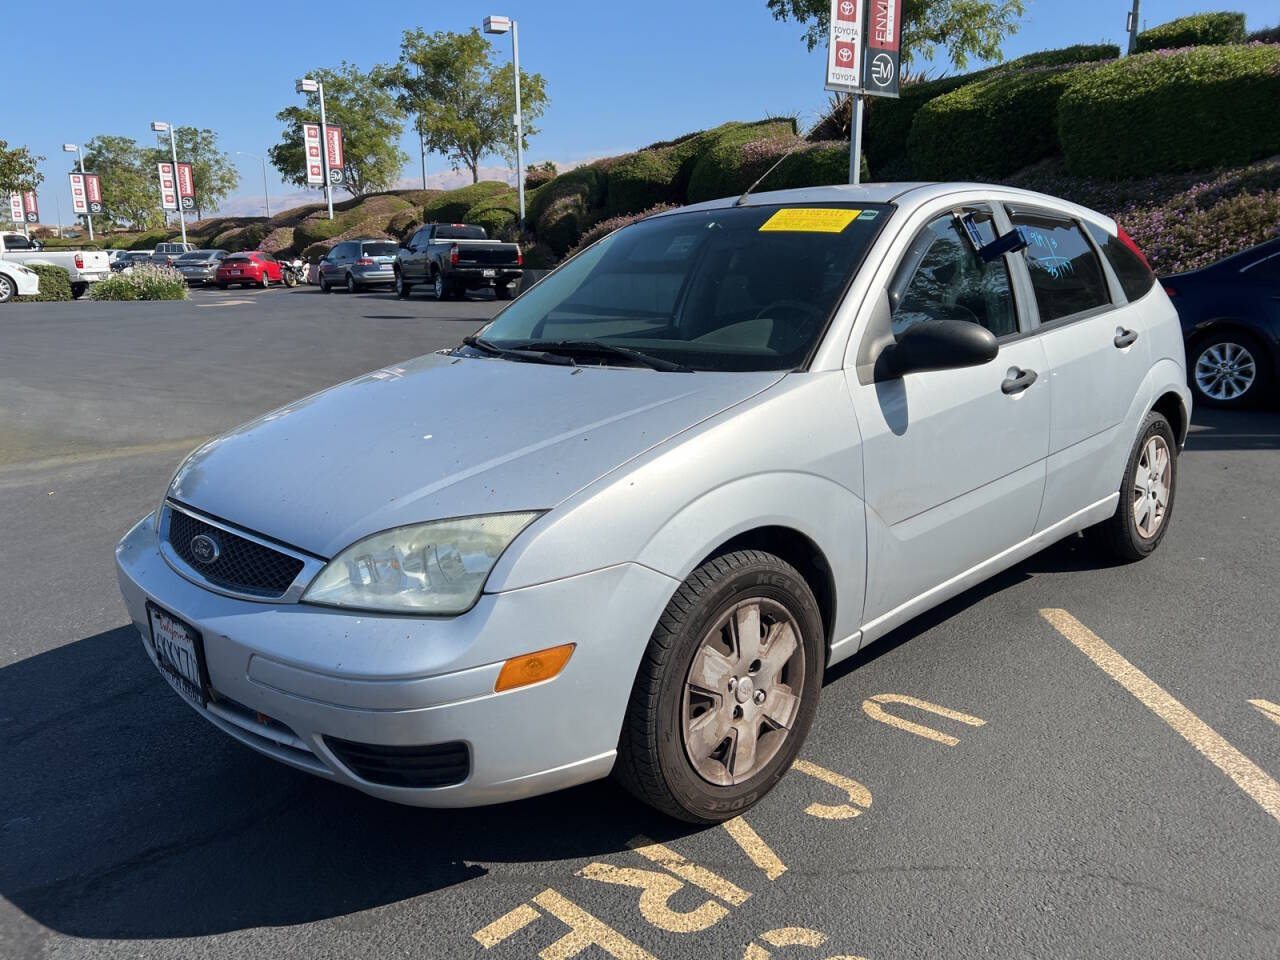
[759,208,861,233]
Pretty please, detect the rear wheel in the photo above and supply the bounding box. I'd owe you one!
[283,268,297,288]
[1085,410,1178,562]
[217,282,228,290]
[496,282,515,301]
[1189,330,1271,408]
[614,550,823,823]
[71,283,88,299]
[346,273,360,294]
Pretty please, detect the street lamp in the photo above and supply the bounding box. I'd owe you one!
[296,76,334,220]
[236,151,271,219]
[61,143,93,242]
[483,14,525,231]
[150,121,187,244]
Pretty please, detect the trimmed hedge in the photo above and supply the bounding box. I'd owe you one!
[1135,12,1246,52]
[864,71,995,174]
[685,119,797,203]
[464,190,521,237]
[422,181,509,223]
[529,163,610,256]
[14,264,72,302]
[1058,44,1280,178]
[603,149,684,218]
[1005,43,1120,69]
[909,65,1084,180]
[1248,25,1280,43]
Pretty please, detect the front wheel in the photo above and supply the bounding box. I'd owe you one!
[320,274,331,294]
[1189,330,1271,408]
[395,271,412,299]
[614,550,824,823]
[432,270,447,301]
[260,273,270,289]
[283,269,297,288]
[0,274,14,302]
[1085,410,1178,561]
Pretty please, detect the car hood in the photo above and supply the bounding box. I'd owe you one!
[169,352,783,558]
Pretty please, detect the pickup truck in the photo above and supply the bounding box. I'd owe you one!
[394,222,522,301]
[0,233,111,298]
[150,242,197,267]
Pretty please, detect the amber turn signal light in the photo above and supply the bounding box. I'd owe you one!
[494,643,575,692]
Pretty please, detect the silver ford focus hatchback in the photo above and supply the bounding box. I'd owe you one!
[117,182,1190,822]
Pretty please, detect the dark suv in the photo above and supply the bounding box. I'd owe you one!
[318,238,399,293]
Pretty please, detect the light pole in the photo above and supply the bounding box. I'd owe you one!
[483,15,525,231]
[296,77,334,220]
[236,151,271,219]
[150,121,187,244]
[1126,0,1142,54]
[62,143,93,242]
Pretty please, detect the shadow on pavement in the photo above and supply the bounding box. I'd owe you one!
[0,626,686,940]
[1185,406,1280,451]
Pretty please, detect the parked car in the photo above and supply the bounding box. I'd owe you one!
[215,251,284,288]
[175,249,228,285]
[116,183,1190,822]
[307,257,322,286]
[0,259,40,302]
[0,232,111,298]
[113,251,155,274]
[1161,237,1280,408]
[394,222,522,300]
[151,242,198,267]
[316,238,399,293]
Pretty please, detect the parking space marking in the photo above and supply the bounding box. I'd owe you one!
[627,836,751,905]
[861,693,986,746]
[791,759,872,819]
[532,888,658,959]
[577,862,728,933]
[475,903,542,948]
[1042,608,1280,824]
[723,816,787,880]
[196,299,253,307]
[1249,699,1280,728]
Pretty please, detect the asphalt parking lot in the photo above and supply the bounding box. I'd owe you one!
[2,285,1278,959]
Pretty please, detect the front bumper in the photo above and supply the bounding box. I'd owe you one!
[115,516,676,807]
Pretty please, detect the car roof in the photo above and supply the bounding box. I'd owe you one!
[654,181,1117,232]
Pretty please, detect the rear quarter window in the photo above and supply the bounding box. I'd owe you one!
[1086,223,1155,302]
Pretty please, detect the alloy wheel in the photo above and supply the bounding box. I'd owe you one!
[1133,434,1172,539]
[434,273,444,299]
[347,274,356,294]
[0,276,13,302]
[681,598,805,786]
[1195,341,1256,401]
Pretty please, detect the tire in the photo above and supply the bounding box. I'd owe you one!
[432,270,447,301]
[320,274,331,294]
[1188,329,1272,409]
[71,283,88,299]
[0,274,14,303]
[395,270,412,299]
[614,550,824,823]
[1085,410,1178,562]
[283,269,297,288]
[346,273,360,294]
[260,273,270,289]
[496,283,515,301]
[218,282,229,290]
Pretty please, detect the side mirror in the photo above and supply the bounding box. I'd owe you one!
[877,320,998,379]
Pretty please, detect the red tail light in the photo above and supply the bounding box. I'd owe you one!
[1163,285,1178,297]
[355,257,374,266]
[74,254,84,269]
[449,244,459,266]
[516,245,523,267]
[1117,227,1153,272]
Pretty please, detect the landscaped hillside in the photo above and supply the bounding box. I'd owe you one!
[56,16,1280,276]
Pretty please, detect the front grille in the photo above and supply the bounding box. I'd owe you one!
[325,737,470,788]
[166,507,304,598]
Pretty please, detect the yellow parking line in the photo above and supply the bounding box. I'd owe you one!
[722,816,787,880]
[1249,699,1280,728]
[1042,608,1280,825]
[473,903,540,948]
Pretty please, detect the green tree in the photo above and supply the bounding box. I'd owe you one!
[0,140,44,196]
[269,62,407,197]
[79,135,163,231]
[767,0,1026,69]
[394,28,550,183]
[151,128,239,220]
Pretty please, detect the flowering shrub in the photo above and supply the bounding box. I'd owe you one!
[1009,156,1280,273]
[90,263,188,301]
[1135,12,1246,53]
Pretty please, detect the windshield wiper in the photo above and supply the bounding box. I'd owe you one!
[510,339,694,373]
[460,335,575,366]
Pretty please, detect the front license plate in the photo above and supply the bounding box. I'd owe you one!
[482,268,496,278]
[147,602,208,709]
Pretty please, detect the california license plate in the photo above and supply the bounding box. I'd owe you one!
[483,269,496,278]
[147,602,208,709]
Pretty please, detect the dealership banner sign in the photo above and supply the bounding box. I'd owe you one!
[825,0,863,92]
[69,173,88,214]
[157,162,178,211]
[863,0,902,98]
[84,173,103,214]
[22,191,38,223]
[303,124,325,185]
[324,125,344,184]
[8,192,24,223]
[176,162,195,210]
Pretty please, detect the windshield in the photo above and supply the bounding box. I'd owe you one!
[477,203,890,372]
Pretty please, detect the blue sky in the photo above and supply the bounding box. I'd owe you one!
[7,0,1277,220]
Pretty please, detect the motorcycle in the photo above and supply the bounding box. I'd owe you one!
[280,258,305,287]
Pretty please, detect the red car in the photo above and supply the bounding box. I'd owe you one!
[215,251,284,289]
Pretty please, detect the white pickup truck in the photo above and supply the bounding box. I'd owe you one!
[0,232,111,298]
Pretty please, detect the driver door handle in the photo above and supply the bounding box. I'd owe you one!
[1001,368,1038,395]
[1114,328,1139,348]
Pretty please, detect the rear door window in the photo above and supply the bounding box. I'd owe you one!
[1085,223,1155,302]
[1009,210,1111,322]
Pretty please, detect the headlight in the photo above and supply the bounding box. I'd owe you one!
[301,512,541,614]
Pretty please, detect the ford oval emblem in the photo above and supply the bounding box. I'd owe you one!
[190,533,220,564]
